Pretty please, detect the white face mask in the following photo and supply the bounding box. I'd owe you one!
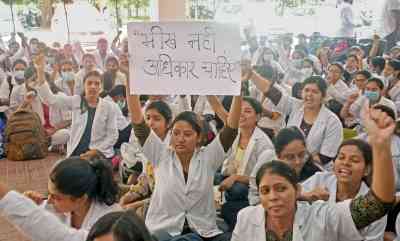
[301,67,313,77]
[263,54,274,62]
[14,70,25,80]
[61,71,75,82]
[292,59,303,69]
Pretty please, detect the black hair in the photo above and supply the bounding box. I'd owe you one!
[102,71,116,93]
[60,59,74,67]
[106,56,119,66]
[172,111,203,135]
[355,70,372,80]
[347,54,359,62]
[292,82,303,99]
[372,104,396,122]
[302,75,328,97]
[371,56,385,73]
[367,77,384,90]
[256,161,298,189]
[86,210,154,241]
[292,49,307,59]
[12,59,27,70]
[387,59,400,71]
[242,96,262,114]
[145,100,173,124]
[109,85,126,98]
[82,53,95,62]
[274,127,306,156]
[49,156,119,205]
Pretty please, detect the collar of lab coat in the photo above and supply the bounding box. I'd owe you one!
[224,126,265,175]
[295,104,330,141]
[249,204,305,241]
[69,97,106,153]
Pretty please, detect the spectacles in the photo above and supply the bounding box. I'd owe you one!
[281,151,309,163]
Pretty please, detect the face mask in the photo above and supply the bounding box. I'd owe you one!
[301,67,313,77]
[47,57,56,65]
[14,70,25,82]
[31,45,38,54]
[61,71,75,82]
[117,100,126,110]
[263,54,274,62]
[364,90,380,103]
[292,59,303,69]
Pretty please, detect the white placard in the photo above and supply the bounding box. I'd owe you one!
[127,21,241,95]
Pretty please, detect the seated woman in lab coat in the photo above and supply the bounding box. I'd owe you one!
[127,80,242,240]
[31,54,118,160]
[301,139,387,241]
[119,100,173,215]
[326,62,354,105]
[246,67,343,169]
[86,210,154,241]
[207,95,274,230]
[0,156,121,241]
[248,127,322,205]
[231,107,396,241]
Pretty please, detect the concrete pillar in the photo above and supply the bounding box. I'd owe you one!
[151,0,187,21]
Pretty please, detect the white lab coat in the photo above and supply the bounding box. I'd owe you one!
[388,82,400,115]
[221,127,274,177]
[142,130,228,237]
[302,172,387,241]
[41,200,121,231]
[55,77,74,96]
[248,149,277,205]
[327,79,355,104]
[350,95,397,120]
[274,94,343,159]
[0,191,120,241]
[103,95,130,131]
[232,200,377,241]
[93,50,116,72]
[36,82,118,158]
[358,133,400,191]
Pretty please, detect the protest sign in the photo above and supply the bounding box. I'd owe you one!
[127,22,241,95]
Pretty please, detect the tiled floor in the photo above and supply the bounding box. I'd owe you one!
[0,154,62,241]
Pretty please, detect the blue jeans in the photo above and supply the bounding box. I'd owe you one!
[222,182,249,231]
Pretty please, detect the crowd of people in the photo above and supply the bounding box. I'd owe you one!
[0,2,400,240]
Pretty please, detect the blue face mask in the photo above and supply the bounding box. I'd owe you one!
[117,100,126,110]
[364,90,380,102]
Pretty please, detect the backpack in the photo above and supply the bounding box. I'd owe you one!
[5,108,48,161]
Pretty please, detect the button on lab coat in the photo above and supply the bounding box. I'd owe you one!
[274,94,343,159]
[36,82,118,158]
[302,172,387,241]
[142,131,228,237]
